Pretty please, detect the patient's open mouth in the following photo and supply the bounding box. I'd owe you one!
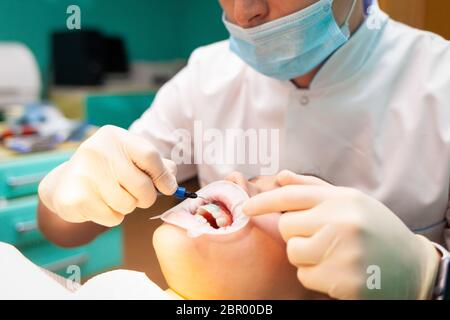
[154,181,250,237]
[194,201,233,229]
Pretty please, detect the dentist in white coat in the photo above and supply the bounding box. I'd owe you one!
[39,0,450,299]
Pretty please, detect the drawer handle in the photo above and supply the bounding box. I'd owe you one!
[7,172,48,188]
[15,220,38,234]
[42,253,89,273]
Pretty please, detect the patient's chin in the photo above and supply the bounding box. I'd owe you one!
[153,216,316,300]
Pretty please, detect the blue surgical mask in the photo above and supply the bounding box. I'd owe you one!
[223,0,357,80]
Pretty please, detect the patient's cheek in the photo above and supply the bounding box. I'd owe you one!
[153,217,310,300]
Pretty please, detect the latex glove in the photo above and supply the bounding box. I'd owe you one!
[225,170,329,197]
[243,170,440,300]
[225,171,278,197]
[39,125,178,227]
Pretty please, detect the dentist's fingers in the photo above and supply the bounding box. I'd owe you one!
[85,197,125,227]
[56,180,125,227]
[94,161,137,214]
[242,185,331,216]
[278,209,325,240]
[286,224,337,265]
[126,136,178,195]
[276,170,332,187]
[98,181,137,215]
[296,264,361,300]
[224,171,251,194]
[115,161,158,209]
[296,265,333,297]
[162,159,178,177]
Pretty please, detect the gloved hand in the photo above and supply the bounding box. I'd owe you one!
[225,171,330,197]
[224,171,279,197]
[243,170,440,300]
[39,125,178,227]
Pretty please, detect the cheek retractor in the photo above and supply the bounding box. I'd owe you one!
[151,181,250,238]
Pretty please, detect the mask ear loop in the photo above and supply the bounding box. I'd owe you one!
[342,0,358,31]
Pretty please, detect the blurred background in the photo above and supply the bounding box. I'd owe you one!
[379,0,450,37]
[0,0,448,103]
[0,0,229,107]
[0,0,448,289]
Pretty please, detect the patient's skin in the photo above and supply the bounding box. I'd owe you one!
[153,175,326,300]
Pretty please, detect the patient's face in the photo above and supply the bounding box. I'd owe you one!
[153,179,323,300]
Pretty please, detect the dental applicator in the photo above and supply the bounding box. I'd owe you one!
[158,186,206,200]
[173,186,201,200]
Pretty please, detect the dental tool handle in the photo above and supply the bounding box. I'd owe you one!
[150,187,204,221]
[174,186,198,200]
[157,186,200,200]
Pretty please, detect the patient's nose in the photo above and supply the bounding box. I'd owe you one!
[234,0,269,28]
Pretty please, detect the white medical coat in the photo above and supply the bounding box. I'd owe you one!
[130,10,450,248]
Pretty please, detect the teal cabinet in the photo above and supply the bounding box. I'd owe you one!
[85,92,156,129]
[21,226,122,277]
[0,196,42,247]
[0,150,123,278]
[0,151,73,200]
[0,196,123,278]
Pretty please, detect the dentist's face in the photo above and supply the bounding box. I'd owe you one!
[219,0,356,28]
[219,0,319,28]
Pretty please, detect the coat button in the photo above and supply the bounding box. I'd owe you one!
[300,96,309,106]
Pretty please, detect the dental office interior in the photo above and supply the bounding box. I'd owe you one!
[1,0,450,301]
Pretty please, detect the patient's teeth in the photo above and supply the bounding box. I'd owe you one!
[216,216,228,228]
[202,204,221,218]
[196,209,205,216]
[195,202,233,229]
[197,204,221,217]
[194,215,208,224]
[211,210,222,219]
